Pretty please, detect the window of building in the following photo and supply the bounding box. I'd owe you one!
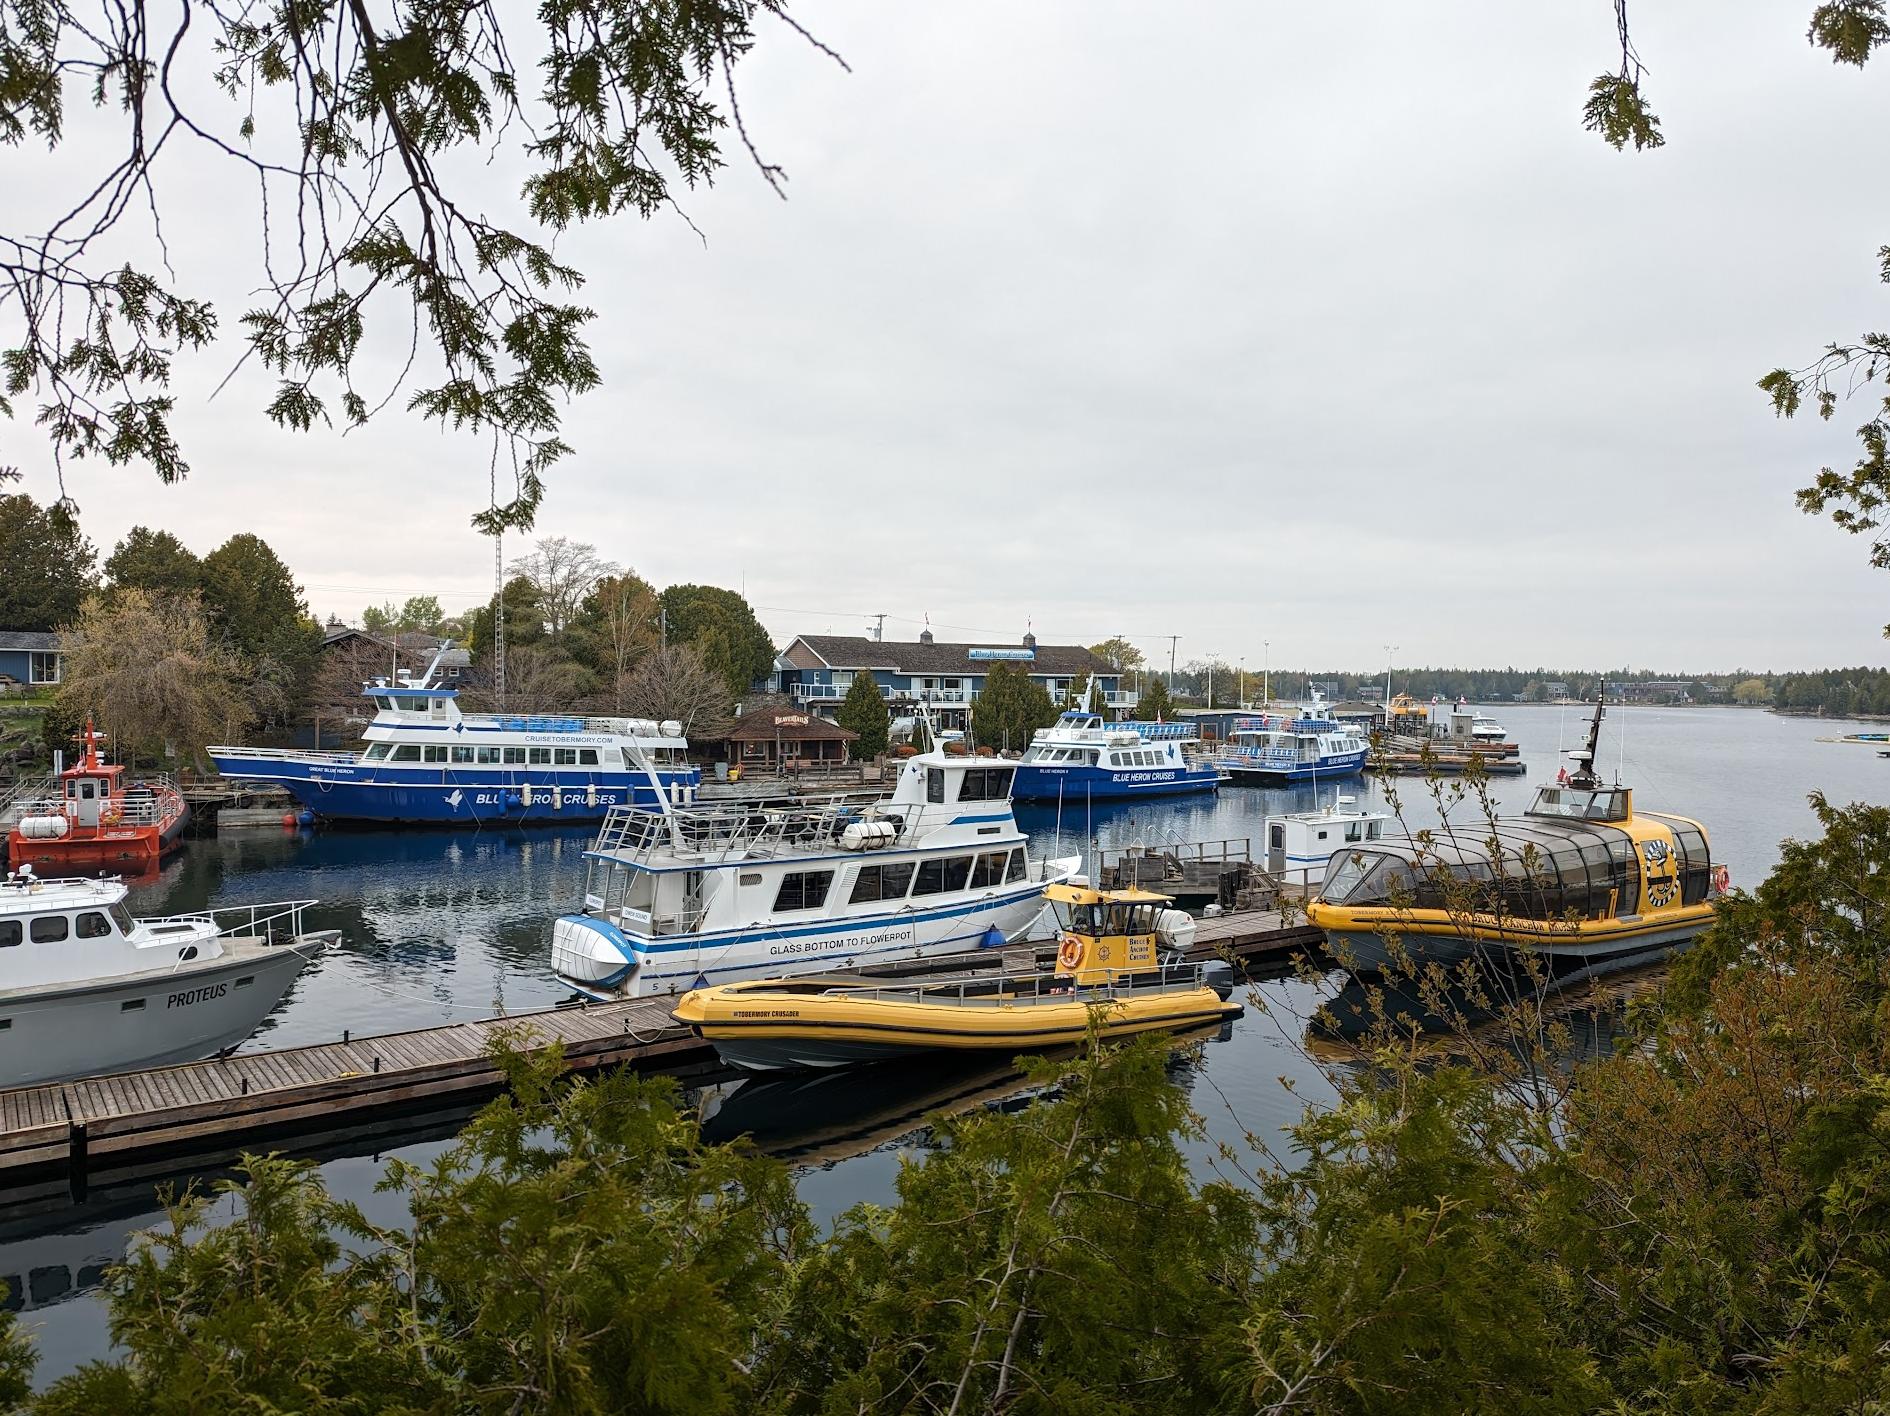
[503,747,526,765]
[849,861,917,903]
[578,748,599,766]
[528,748,552,765]
[773,871,834,912]
[390,745,422,762]
[912,855,974,896]
[452,746,476,764]
[969,851,1010,888]
[75,912,112,939]
[30,915,68,943]
[28,651,59,684]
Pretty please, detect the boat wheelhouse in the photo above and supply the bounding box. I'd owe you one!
[208,645,700,825]
[0,870,333,1086]
[1211,712,1368,784]
[1305,701,1723,971]
[1263,796,1393,881]
[1010,713,1221,802]
[551,749,1081,998]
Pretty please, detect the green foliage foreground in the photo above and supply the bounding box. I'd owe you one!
[8,798,1890,1412]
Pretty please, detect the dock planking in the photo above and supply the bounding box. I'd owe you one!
[0,995,707,1188]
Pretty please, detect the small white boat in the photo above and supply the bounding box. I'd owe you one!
[552,744,1081,999]
[0,870,335,1088]
[1263,795,1393,881]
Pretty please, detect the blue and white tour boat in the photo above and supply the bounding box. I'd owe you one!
[209,646,700,825]
[551,747,1081,998]
[1009,713,1221,802]
[1211,709,1369,785]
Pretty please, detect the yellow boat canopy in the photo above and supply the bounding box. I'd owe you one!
[1044,881,1174,908]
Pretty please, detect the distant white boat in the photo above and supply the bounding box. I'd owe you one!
[0,871,334,1087]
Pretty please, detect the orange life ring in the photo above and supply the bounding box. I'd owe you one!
[1056,934,1084,971]
[1712,864,1730,894]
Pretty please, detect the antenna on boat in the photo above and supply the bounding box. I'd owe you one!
[1567,696,1605,789]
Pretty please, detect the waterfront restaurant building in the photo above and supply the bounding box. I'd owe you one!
[712,706,859,772]
[767,633,1136,731]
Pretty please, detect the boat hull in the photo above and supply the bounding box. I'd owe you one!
[1221,750,1367,784]
[1312,908,1716,974]
[1009,764,1221,802]
[0,935,324,1088]
[554,873,1075,999]
[206,754,698,824]
[676,986,1242,1071]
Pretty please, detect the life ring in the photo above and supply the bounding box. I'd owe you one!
[1056,934,1085,971]
[100,803,123,826]
[1712,864,1730,895]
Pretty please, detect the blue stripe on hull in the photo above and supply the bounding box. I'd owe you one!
[1010,766,1220,802]
[208,754,695,824]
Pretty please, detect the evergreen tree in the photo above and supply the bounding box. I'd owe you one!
[104,527,202,599]
[833,672,889,759]
[0,493,96,630]
[658,585,776,698]
[1140,677,1176,721]
[199,533,322,728]
[972,662,1056,752]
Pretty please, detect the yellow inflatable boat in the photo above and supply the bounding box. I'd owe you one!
[671,883,1241,1071]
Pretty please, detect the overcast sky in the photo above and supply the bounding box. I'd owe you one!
[5,1,1888,673]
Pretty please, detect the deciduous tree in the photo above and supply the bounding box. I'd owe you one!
[57,590,254,762]
[567,571,661,707]
[509,537,614,636]
[620,644,733,738]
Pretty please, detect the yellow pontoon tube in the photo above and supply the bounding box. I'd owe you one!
[671,882,1237,1071]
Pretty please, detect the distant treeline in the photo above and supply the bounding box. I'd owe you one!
[1155,664,1785,707]
[1771,667,1890,717]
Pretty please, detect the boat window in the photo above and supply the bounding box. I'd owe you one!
[527,748,551,765]
[0,921,18,947]
[1322,852,1383,904]
[970,851,1009,888]
[1084,751,1100,766]
[30,915,68,943]
[959,767,1014,802]
[423,745,451,763]
[390,745,422,763]
[912,855,974,896]
[926,769,945,804]
[75,911,113,939]
[553,748,578,766]
[475,746,501,764]
[1005,849,1027,883]
[449,746,473,764]
[110,902,136,935]
[773,871,833,913]
[364,744,391,761]
[1344,821,1363,842]
[578,748,599,766]
[504,748,526,765]
[850,861,916,904]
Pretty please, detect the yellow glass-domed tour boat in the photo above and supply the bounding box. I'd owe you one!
[1305,699,1726,972]
[671,883,1241,1071]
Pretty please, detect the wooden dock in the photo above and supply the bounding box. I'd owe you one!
[0,996,709,1196]
[0,903,1324,1198]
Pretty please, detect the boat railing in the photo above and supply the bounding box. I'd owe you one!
[589,798,983,866]
[457,710,687,739]
[140,898,322,944]
[207,745,358,766]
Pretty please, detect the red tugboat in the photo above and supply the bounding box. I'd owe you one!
[6,721,191,871]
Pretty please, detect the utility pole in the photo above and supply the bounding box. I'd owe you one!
[660,606,668,650]
[1263,641,1270,709]
[1383,644,1399,718]
[870,613,887,643]
[1166,635,1179,693]
[493,528,506,710]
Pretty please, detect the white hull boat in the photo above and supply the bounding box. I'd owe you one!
[0,873,335,1089]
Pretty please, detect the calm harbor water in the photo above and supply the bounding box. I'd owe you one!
[5,703,1885,1379]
